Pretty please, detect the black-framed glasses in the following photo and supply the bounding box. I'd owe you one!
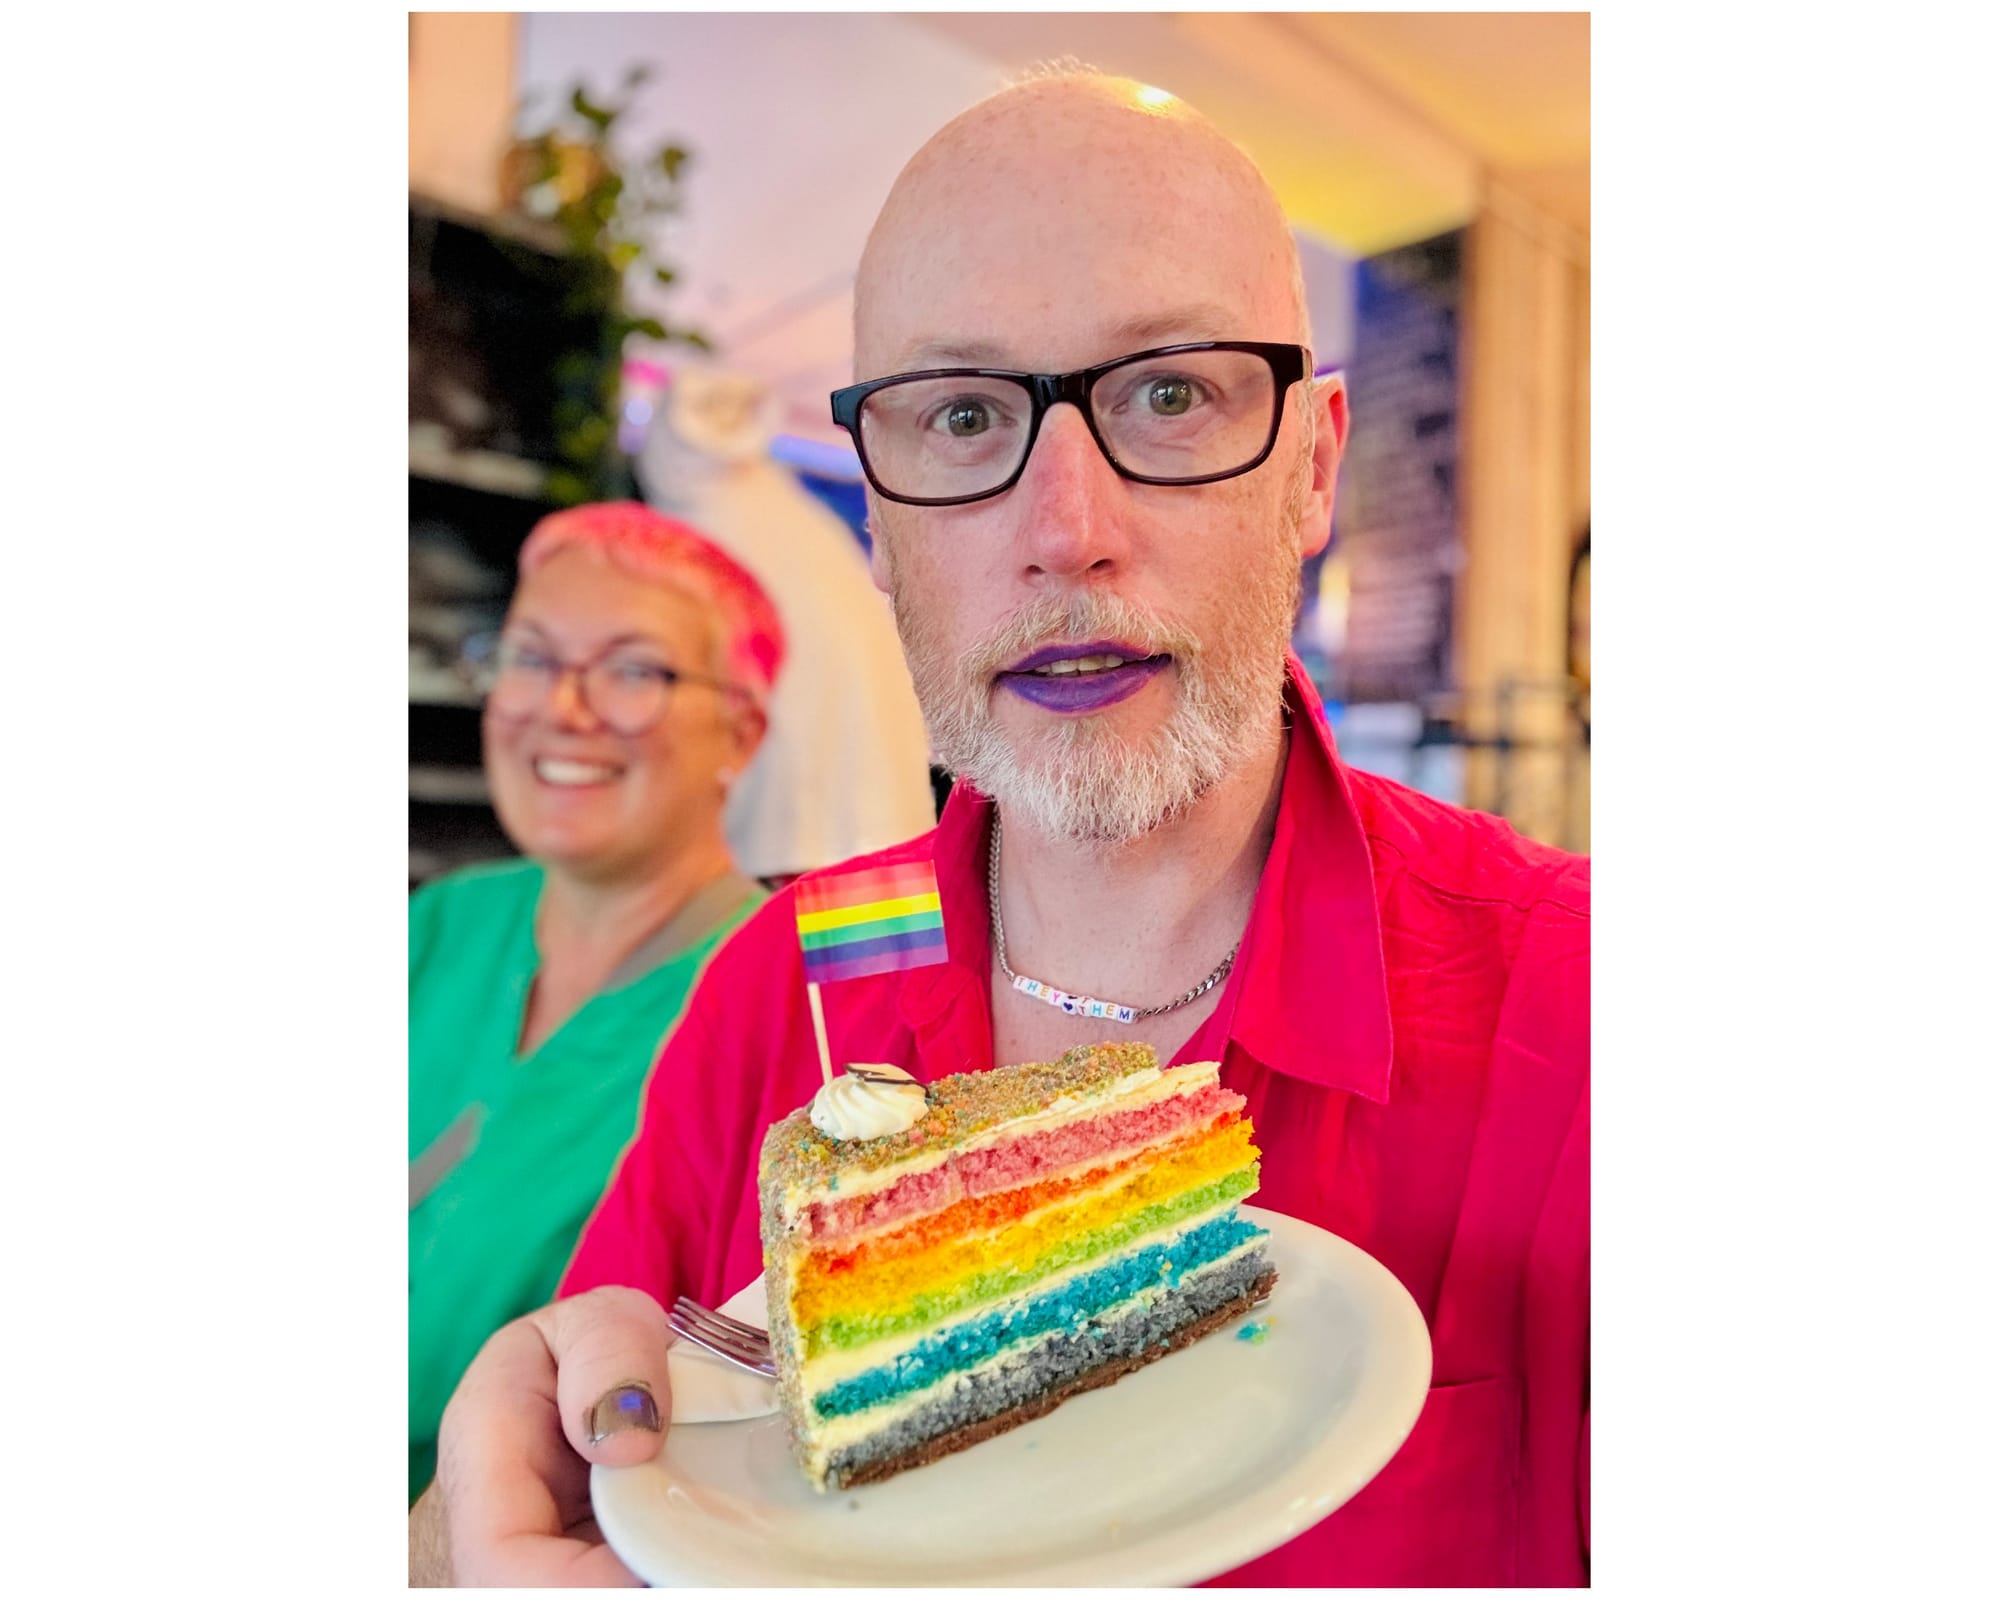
[465,633,746,737]
[830,340,1310,508]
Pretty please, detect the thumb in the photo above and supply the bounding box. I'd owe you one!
[545,1285,676,1468]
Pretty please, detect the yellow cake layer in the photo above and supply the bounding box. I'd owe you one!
[787,1119,1256,1329]
[793,1195,1252,1394]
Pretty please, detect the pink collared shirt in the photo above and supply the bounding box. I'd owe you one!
[563,656,1590,1586]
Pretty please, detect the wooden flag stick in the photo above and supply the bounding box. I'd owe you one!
[806,981,834,1087]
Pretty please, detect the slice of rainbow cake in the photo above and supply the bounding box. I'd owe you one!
[756,1042,1275,1490]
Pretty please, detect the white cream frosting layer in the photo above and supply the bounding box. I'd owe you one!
[809,1064,927,1140]
[776,1060,1219,1218]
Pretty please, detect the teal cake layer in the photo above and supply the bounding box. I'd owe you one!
[813,1209,1266,1419]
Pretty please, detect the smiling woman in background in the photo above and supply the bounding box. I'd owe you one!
[407,500,784,1503]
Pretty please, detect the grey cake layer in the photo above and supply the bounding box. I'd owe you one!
[822,1245,1274,1489]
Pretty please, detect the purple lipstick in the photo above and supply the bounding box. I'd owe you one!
[996,640,1170,714]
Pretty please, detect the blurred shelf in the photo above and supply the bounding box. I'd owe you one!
[409,437,552,500]
[409,190,566,258]
[409,766,491,805]
[409,664,482,708]
[411,196,591,868]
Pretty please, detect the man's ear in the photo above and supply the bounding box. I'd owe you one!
[1297,373,1350,562]
[866,493,893,596]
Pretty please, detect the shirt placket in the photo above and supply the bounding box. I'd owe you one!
[898,960,994,1081]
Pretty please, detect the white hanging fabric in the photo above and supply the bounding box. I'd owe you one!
[635,367,938,879]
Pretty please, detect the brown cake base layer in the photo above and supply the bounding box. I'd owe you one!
[829,1266,1279,1489]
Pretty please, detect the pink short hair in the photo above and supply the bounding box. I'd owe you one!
[518,501,785,699]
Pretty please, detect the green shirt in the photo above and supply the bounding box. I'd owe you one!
[408,859,764,1502]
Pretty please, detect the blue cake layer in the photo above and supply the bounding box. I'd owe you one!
[812,1208,1265,1419]
[821,1246,1275,1488]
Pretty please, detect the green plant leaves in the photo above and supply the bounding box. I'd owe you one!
[545,467,593,507]
[565,413,613,460]
[507,68,719,497]
[570,86,614,131]
[554,351,599,387]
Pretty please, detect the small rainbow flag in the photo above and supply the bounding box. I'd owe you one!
[795,861,949,984]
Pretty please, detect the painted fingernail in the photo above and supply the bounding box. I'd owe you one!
[586,1382,660,1444]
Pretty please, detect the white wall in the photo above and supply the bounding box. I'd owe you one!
[517,13,1006,446]
[514,13,1359,446]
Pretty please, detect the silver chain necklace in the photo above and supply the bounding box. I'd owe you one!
[987,813,1240,1025]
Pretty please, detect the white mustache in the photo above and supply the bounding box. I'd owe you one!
[962,594,1198,684]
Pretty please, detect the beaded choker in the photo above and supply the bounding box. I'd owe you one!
[986,814,1239,1025]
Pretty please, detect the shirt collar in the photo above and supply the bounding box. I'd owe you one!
[894,786,993,1036]
[901,652,1393,1101]
[1223,653,1394,1100]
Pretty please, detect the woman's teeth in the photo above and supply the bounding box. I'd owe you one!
[534,757,621,786]
[1030,653,1137,676]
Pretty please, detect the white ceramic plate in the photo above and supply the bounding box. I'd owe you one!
[591,1206,1431,1587]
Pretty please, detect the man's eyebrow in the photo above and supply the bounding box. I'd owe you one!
[884,336,1013,371]
[882,306,1249,375]
[1103,304,1242,349]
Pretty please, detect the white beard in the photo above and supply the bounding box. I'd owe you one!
[887,536,1301,846]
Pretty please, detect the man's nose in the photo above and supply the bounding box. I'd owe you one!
[1010,403,1131,581]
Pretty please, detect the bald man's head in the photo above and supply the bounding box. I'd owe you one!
[854,73,1310,379]
[843,74,1346,845]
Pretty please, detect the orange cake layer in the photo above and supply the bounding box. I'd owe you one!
[796,1111,1241,1289]
[798,1079,1241,1243]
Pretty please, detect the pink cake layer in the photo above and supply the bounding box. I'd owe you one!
[799,1080,1243,1243]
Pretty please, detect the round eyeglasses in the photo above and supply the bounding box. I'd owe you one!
[829,340,1310,508]
[465,634,746,737]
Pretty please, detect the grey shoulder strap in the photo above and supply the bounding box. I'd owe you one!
[410,1106,482,1211]
[601,871,760,992]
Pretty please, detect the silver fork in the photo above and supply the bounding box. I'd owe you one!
[669,1296,777,1378]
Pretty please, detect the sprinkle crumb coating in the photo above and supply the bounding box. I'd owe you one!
[755,1040,1192,1485]
[757,1041,1168,1213]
